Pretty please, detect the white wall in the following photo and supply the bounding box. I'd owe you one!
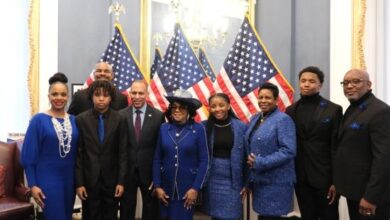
[367,0,390,104]
[330,0,352,112]
[0,0,59,141]
[0,1,30,141]
[39,0,59,111]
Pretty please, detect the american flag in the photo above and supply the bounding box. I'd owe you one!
[150,47,163,80]
[84,23,145,98]
[198,48,216,82]
[214,17,294,123]
[148,23,214,121]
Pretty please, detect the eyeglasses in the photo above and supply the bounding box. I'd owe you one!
[94,69,112,74]
[340,79,366,87]
[171,105,187,111]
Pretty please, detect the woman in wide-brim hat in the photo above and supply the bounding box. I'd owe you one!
[152,89,209,220]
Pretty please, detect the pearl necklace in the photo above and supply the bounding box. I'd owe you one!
[51,114,72,158]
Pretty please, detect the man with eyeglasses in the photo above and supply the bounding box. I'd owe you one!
[334,69,390,220]
[68,61,128,115]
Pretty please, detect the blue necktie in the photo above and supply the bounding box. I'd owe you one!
[98,114,104,143]
[134,110,141,142]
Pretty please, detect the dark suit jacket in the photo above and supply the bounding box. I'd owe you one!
[334,92,390,205]
[75,109,128,188]
[119,105,164,185]
[68,88,128,116]
[286,96,342,189]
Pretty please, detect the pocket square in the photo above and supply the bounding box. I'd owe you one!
[358,102,367,111]
[321,117,331,123]
[350,122,363,130]
[319,100,328,108]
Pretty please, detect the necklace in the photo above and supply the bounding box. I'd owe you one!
[259,112,267,124]
[51,114,72,158]
[214,122,231,128]
[175,126,186,137]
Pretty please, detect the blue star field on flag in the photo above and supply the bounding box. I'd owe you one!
[199,48,216,82]
[156,24,207,93]
[150,48,162,79]
[223,17,277,96]
[99,24,144,91]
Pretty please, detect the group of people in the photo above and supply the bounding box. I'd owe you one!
[20,61,390,220]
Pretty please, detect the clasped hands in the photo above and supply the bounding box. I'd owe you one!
[247,153,256,168]
[155,187,198,210]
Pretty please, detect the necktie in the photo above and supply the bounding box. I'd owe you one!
[134,110,142,142]
[98,114,104,143]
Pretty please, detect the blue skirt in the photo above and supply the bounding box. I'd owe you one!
[203,158,242,219]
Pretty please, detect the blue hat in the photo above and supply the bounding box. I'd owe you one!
[165,89,202,110]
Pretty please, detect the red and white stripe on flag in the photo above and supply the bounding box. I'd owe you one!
[214,68,293,123]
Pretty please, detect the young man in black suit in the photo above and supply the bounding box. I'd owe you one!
[75,80,128,220]
[334,69,390,220]
[68,61,128,115]
[286,66,342,220]
[119,80,165,220]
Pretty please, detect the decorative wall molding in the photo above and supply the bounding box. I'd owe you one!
[352,0,367,69]
[28,0,40,116]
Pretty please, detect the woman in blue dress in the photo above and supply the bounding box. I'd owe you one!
[202,93,247,220]
[153,89,209,220]
[245,82,296,220]
[22,73,79,220]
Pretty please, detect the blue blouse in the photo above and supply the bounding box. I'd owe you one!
[22,113,79,187]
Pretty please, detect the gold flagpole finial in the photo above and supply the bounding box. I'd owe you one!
[109,2,126,23]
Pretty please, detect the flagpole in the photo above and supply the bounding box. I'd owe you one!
[248,0,256,25]
[140,0,151,83]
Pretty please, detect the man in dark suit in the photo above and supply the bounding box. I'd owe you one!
[286,66,342,220]
[334,69,390,220]
[75,80,128,220]
[119,80,165,220]
[68,61,128,115]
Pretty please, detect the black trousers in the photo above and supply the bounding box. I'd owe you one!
[347,198,390,220]
[295,184,339,220]
[82,180,119,220]
[120,167,159,220]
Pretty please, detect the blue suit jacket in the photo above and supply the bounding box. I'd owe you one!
[152,122,209,199]
[245,109,296,216]
[245,109,296,184]
[203,118,247,189]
